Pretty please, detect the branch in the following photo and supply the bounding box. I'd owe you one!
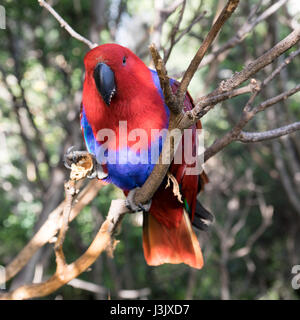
[1,180,103,284]
[176,0,240,103]
[204,83,300,162]
[181,27,300,127]
[0,199,129,300]
[272,140,300,214]
[237,122,300,143]
[67,278,151,299]
[219,28,300,89]
[163,0,187,63]
[1,153,126,300]
[133,1,240,205]
[0,65,46,190]
[149,44,178,113]
[199,0,288,68]
[54,180,76,272]
[38,0,98,49]
[230,193,273,259]
[252,84,300,114]
[163,3,207,64]
[160,0,185,15]
[151,0,185,50]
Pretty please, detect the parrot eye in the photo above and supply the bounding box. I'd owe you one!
[122,56,127,65]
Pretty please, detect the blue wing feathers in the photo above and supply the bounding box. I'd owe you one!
[80,106,98,154]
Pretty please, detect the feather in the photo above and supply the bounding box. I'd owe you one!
[143,209,203,269]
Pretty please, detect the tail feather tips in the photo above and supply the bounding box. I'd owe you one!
[142,210,203,269]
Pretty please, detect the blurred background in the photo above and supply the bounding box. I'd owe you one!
[0,0,300,300]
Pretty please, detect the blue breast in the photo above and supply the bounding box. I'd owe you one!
[102,135,165,190]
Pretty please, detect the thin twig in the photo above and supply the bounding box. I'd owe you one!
[237,122,300,143]
[176,0,240,103]
[204,84,300,162]
[163,0,187,63]
[253,84,300,114]
[199,0,288,69]
[38,0,98,49]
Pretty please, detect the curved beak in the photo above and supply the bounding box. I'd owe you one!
[93,63,116,106]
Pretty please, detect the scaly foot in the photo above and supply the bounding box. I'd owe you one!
[125,188,152,212]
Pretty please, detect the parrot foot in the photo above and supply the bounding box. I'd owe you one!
[63,146,108,180]
[125,188,152,213]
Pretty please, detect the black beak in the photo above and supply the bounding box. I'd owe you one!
[93,63,116,106]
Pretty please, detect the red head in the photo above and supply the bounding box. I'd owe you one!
[84,44,151,105]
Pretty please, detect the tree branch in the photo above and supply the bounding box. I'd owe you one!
[0,199,129,300]
[199,0,288,69]
[53,180,76,272]
[252,84,300,114]
[181,27,300,127]
[38,0,98,49]
[204,83,300,162]
[237,122,300,143]
[1,180,103,284]
[149,44,178,113]
[176,0,240,103]
[133,1,240,205]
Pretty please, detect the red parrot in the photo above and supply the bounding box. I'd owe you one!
[79,43,212,269]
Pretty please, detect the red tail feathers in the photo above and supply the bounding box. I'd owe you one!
[142,209,203,269]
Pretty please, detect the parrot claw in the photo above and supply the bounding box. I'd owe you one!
[86,162,108,180]
[63,146,79,169]
[125,188,152,213]
[63,146,108,180]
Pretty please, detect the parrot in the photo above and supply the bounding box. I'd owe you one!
[72,43,213,269]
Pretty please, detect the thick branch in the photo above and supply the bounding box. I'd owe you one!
[1,180,102,284]
[0,199,129,300]
[134,1,240,205]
